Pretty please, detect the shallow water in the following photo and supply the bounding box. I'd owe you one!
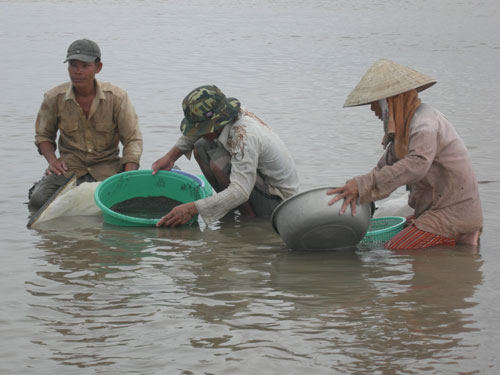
[1,0,500,374]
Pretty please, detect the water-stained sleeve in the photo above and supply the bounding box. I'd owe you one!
[116,93,143,166]
[34,92,59,152]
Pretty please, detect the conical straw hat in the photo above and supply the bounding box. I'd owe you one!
[343,59,437,107]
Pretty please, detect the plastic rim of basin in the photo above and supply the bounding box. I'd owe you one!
[94,170,209,226]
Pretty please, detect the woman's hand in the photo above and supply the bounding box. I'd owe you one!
[156,202,198,227]
[326,178,359,215]
[404,215,415,227]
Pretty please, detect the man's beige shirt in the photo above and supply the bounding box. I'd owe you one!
[35,80,143,180]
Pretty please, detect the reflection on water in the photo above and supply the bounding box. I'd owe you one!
[23,215,483,373]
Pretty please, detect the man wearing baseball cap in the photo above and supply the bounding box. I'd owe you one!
[151,85,299,227]
[29,39,143,209]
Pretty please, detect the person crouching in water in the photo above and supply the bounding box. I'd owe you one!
[328,59,483,250]
[152,85,299,227]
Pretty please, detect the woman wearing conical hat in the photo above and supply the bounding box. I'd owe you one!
[327,59,483,249]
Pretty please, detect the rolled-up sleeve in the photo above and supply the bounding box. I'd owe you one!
[117,93,143,166]
[174,135,200,159]
[35,93,58,151]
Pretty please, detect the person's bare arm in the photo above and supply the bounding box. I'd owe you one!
[151,146,184,175]
[38,141,67,175]
[156,202,199,227]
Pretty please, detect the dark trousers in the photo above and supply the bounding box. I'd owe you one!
[28,173,97,209]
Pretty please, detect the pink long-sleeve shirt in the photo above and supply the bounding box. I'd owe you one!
[354,103,483,239]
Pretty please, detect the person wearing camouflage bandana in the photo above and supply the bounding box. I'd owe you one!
[151,85,299,227]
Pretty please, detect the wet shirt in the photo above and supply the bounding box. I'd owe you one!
[35,80,143,180]
[175,109,299,225]
[354,103,483,238]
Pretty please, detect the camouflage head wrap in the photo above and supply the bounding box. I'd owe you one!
[180,85,241,136]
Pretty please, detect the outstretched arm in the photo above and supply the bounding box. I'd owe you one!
[156,202,199,227]
[151,146,184,175]
[326,178,359,216]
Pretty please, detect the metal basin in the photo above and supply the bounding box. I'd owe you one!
[271,187,371,251]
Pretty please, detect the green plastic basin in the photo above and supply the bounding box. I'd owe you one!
[94,170,209,226]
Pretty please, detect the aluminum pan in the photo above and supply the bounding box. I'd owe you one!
[271,186,371,251]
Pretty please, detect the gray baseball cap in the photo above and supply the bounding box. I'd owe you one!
[64,39,101,63]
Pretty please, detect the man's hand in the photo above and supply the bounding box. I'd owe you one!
[152,147,184,175]
[123,162,139,171]
[39,142,66,176]
[326,178,359,216]
[45,159,68,176]
[156,202,198,227]
[151,155,175,175]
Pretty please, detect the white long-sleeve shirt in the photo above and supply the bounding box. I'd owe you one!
[174,109,299,225]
